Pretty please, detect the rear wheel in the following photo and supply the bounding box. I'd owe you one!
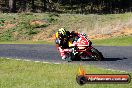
[91,48,104,61]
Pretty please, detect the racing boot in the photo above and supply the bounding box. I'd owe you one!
[58,47,72,61]
[58,47,67,60]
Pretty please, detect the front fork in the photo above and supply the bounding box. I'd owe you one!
[75,46,93,59]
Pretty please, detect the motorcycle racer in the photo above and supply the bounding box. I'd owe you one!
[55,28,104,61]
[55,28,79,60]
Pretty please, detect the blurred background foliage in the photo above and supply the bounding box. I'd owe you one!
[0,0,132,14]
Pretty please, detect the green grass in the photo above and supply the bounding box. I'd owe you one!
[0,36,131,46]
[0,57,132,88]
[92,36,132,46]
[0,13,58,41]
[0,13,132,45]
[0,13,132,41]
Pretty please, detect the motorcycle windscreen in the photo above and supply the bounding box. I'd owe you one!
[76,37,89,47]
[68,36,89,48]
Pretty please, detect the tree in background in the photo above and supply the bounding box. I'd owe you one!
[31,0,35,12]
[42,0,47,11]
[19,0,27,12]
[9,0,16,12]
[0,0,132,14]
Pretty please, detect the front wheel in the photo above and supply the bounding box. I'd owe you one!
[90,48,104,61]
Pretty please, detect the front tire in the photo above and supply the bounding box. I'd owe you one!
[91,48,104,61]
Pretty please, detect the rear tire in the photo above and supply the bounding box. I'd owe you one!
[91,48,104,61]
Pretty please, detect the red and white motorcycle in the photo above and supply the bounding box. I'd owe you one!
[64,33,104,61]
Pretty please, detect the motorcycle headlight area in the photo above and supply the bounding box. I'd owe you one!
[78,46,86,49]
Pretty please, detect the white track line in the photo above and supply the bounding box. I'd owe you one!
[1,57,129,73]
[2,57,60,65]
[16,59,21,61]
[23,59,31,62]
[53,62,61,64]
[34,61,41,63]
[42,62,49,64]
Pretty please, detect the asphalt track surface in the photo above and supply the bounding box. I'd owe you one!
[0,44,132,72]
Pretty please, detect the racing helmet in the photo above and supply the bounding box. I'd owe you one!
[58,28,67,37]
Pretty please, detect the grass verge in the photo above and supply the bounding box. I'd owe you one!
[0,36,131,46]
[0,57,131,88]
[0,13,132,41]
[92,36,132,46]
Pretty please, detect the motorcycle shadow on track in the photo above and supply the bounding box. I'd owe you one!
[78,57,128,61]
[102,57,128,61]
